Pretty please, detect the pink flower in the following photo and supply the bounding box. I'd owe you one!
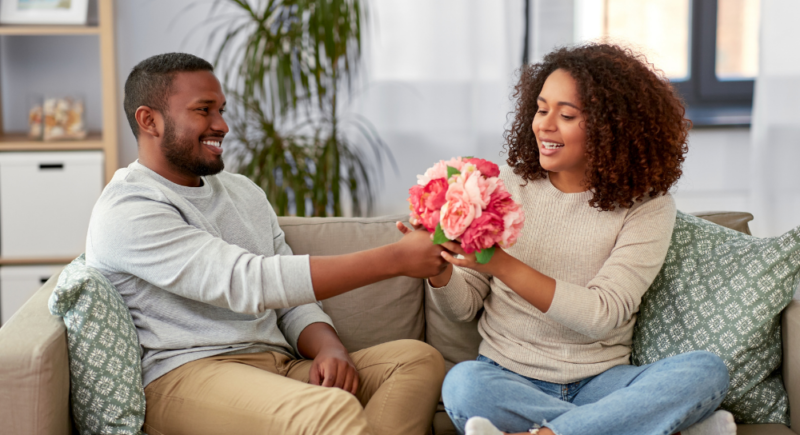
[463,171,498,209]
[444,157,466,172]
[440,182,476,240]
[499,205,524,248]
[461,211,504,254]
[464,158,500,178]
[408,179,448,232]
[417,157,465,185]
[411,156,524,251]
[417,162,447,186]
[486,184,525,248]
[423,178,448,210]
[419,209,441,233]
[408,184,425,226]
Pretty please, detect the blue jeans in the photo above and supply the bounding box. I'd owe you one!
[442,351,729,435]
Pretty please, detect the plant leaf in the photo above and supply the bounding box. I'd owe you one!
[447,166,461,179]
[433,224,450,245]
[475,246,496,264]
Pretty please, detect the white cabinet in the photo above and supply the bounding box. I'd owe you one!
[0,264,63,324]
[0,151,103,258]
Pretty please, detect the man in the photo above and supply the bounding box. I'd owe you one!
[86,52,446,435]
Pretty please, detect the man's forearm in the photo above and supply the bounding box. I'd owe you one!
[309,244,401,301]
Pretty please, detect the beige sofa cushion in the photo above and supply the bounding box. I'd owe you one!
[278,215,425,352]
[425,289,481,372]
[692,211,754,235]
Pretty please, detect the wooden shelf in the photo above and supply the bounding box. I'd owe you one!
[0,132,104,151]
[0,257,75,265]
[0,25,100,36]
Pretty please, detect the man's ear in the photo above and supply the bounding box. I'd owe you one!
[135,106,163,138]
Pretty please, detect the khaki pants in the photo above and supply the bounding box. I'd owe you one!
[143,339,445,435]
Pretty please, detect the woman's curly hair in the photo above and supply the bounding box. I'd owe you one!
[504,43,690,211]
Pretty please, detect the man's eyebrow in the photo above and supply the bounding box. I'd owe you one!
[537,96,580,110]
[193,99,225,105]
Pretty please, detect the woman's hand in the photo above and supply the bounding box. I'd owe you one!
[439,240,505,275]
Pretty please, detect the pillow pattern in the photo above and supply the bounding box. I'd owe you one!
[632,211,800,425]
[48,254,146,435]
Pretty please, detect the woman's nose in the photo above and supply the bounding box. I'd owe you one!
[537,113,556,132]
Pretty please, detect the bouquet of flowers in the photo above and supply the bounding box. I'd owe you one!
[408,157,525,264]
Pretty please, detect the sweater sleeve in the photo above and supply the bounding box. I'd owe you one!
[268,203,337,353]
[426,266,492,322]
[88,185,318,315]
[544,194,677,339]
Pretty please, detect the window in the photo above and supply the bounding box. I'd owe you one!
[574,0,760,126]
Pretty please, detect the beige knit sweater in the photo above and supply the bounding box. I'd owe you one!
[428,165,677,383]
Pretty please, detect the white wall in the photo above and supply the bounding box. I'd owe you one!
[673,128,752,217]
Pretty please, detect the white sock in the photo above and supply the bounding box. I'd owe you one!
[682,410,736,435]
[465,416,504,435]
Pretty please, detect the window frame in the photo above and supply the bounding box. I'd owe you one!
[672,0,754,127]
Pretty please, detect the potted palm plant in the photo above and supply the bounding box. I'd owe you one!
[206,0,392,216]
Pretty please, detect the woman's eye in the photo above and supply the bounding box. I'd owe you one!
[562,115,575,120]
[537,109,547,115]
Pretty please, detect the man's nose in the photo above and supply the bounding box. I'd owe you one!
[212,112,229,134]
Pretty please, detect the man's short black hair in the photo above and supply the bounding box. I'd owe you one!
[123,52,214,138]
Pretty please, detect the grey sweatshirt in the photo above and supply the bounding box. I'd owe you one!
[86,161,334,387]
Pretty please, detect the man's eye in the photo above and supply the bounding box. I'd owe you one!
[198,107,209,113]
[220,108,226,115]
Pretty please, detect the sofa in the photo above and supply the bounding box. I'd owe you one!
[0,211,797,435]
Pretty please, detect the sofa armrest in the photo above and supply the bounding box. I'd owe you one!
[782,299,800,434]
[0,269,71,435]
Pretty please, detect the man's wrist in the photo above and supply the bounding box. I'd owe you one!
[382,242,406,276]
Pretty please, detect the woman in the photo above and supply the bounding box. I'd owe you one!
[425,44,734,435]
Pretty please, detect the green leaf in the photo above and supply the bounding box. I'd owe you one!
[433,224,450,245]
[447,166,461,179]
[475,246,496,264]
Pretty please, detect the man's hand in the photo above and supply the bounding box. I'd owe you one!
[308,346,359,395]
[394,222,449,278]
[297,323,359,395]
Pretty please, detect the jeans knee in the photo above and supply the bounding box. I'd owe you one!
[442,361,489,415]
[687,351,729,392]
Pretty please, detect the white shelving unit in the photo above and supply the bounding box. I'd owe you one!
[0,0,118,323]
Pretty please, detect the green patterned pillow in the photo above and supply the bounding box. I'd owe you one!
[48,254,146,435]
[632,211,800,425]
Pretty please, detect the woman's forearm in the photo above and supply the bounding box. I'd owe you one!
[489,249,556,313]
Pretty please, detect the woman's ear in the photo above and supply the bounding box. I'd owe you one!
[135,106,162,138]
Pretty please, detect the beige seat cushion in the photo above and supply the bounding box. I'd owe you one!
[278,215,425,352]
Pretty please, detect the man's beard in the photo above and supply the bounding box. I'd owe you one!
[162,116,225,177]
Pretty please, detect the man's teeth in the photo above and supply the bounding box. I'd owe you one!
[542,141,564,150]
[202,140,222,147]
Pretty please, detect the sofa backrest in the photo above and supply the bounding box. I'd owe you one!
[278,215,426,351]
[278,214,483,371]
